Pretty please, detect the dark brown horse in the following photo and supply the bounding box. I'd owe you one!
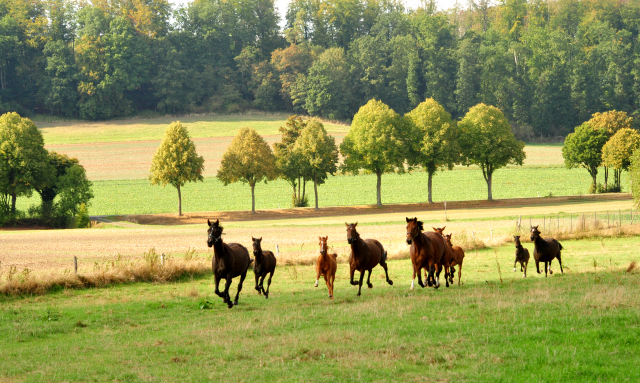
[314,236,337,299]
[513,235,530,278]
[207,219,252,308]
[346,223,393,296]
[251,237,276,299]
[406,218,445,289]
[444,234,465,286]
[530,226,563,277]
[433,227,453,288]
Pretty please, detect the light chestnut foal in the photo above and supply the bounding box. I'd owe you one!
[314,236,337,299]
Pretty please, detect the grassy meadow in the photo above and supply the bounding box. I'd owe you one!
[1,236,639,382]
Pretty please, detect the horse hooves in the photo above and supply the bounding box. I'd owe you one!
[350,281,358,286]
[522,275,526,278]
[549,270,553,274]
[367,283,373,289]
[513,268,516,272]
[227,303,234,309]
[387,280,393,286]
[434,285,440,290]
[264,295,268,299]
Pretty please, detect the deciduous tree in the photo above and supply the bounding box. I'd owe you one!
[602,128,640,191]
[562,122,609,192]
[458,103,525,201]
[149,121,204,216]
[218,127,277,214]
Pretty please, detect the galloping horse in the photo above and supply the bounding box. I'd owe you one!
[314,236,337,299]
[530,226,563,277]
[252,237,276,299]
[444,234,465,285]
[406,218,445,289]
[346,223,393,296]
[432,227,453,287]
[207,219,252,308]
[513,235,530,278]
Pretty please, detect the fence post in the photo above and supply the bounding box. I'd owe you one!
[518,215,521,231]
[444,200,447,221]
[607,211,609,228]
[276,244,279,258]
[582,213,585,230]
[161,253,165,266]
[74,256,78,274]
[570,215,572,233]
[619,209,622,227]
[594,212,597,228]
[557,213,560,232]
[632,208,634,225]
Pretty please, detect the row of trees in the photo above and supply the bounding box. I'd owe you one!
[3,0,640,138]
[149,98,527,214]
[0,113,93,227]
[563,110,640,193]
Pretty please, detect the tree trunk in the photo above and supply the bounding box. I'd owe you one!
[302,179,306,203]
[314,175,318,211]
[427,171,433,204]
[376,171,382,207]
[592,172,597,190]
[11,193,16,215]
[297,177,301,205]
[177,184,182,216]
[604,167,608,192]
[486,172,493,201]
[251,184,256,214]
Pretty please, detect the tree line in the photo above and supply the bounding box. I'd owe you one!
[151,98,526,214]
[2,0,640,137]
[0,113,93,227]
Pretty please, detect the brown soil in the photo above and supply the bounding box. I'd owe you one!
[125,193,632,226]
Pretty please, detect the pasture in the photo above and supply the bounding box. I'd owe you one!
[1,234,639,382]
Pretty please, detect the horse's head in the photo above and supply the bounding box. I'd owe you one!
[406,217,423,244]
[345,222,359,244]
[514,235,521,246]
[207,219,223,247]
[433,226,446,236]
[530,226,541,241]
[445,233,453,247]
[318,236,328,255]
[252,237,263,257]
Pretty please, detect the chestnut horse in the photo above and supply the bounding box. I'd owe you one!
[207,219,252,309]
[530,226,563,277]
[252,237,276,298]
[432,227,453,288]
[444,234,465,286]
[314,236,337,299]
[346,223,393,296]
[406,218,445,289]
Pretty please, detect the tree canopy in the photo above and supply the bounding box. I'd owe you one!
[458,103,525,201]
[217,127,277,213]
[149,121,205,216]
[562,122,609,191]
[602,128,640,191]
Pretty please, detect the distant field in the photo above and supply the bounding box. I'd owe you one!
[37,113,350,145]
[16,166,630,216]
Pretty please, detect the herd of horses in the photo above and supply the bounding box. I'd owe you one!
[206,218,564,309]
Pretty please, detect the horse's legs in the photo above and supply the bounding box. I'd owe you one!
[264,272,273,299]
[557,252,564,274]
[315,264,321,287]
[434,264,441,289]
[349,265,358,286]
[458,263,462,286]
[513,259,517,272]
[223,274,233,307]
[366,269,373,288]
[523,261,527,278]
[325,273,332,298]
[233,272,246,307]
[380,261,393,285]
[411,264,416,289]
[536,260,541,274]
[426,263,433,287]
[214,275,224,299]
[254,272,261,294]
[548,259,554,275]
[259,274,267,296]
[357,270,365,296]
[329,274,335,299]
[544,261,548,278]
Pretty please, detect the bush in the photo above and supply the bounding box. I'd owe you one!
[75,203,90,228]
[292,193,309,207]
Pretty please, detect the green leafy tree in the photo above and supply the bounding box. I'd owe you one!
[273,115,310,206]
[149,121,204,216]
[302,47,352,119]
[34,151,79,219]
[42,39,78,116]
[218,127,277,214]
[294,119,339,210]
[340,99,408,207]
[588,110,634,190]
[0,112,50,216]
[562,122,609,192]
[56,164,94,220]
[602,128,640,191]
[458,103,526,201]
[405,98,458,204]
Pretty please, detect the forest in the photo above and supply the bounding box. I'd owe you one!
[1,0,640,137]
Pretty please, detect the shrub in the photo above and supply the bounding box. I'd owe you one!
[75,203,90,228]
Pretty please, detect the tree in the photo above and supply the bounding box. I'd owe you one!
[458,103,526,201]
[294,119,339,210]
[0,112,50,216]
[562,122,609,192]
[588,110,634,190]
[631,148,640,210]
[56,164,94,220]
[602,128,640,191]
[217,127,277,214]
[273,115,310,206]
[405,98,458,204]
[302,47,352,120]
[149,121,204,216]
[34,151,80,219]
[340,99,408,207]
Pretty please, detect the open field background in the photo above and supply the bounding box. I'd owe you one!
[1,235,639,381]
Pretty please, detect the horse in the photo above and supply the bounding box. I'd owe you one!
[530,226,563,277]
[444,234,465,285]
[207,219,252,308]
[346,223,393,296]
[513,235,530,278]
[432,227,454,287]
[405,218,445,289]
[251,237,276,299]
[314,236,337,299]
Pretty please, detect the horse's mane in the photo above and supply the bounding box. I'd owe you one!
[417,221,424,232]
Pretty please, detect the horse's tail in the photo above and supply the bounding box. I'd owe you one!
[382,250,388,263]
[558,242,563,251]
[331,253,338,259]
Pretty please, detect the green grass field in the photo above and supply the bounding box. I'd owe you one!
[2,236,639,382]
[17,166,629,216]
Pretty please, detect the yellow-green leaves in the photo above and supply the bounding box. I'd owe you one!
[602,128,640,171]
[149,121,204,215]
